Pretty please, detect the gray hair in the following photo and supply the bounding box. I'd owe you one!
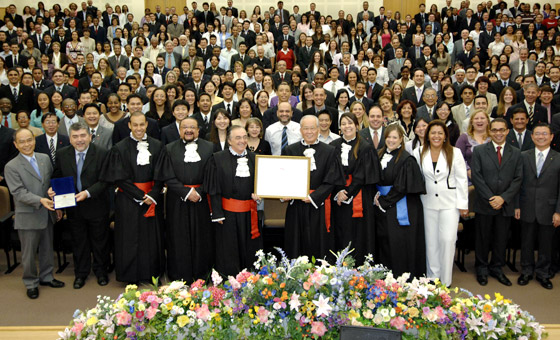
[69,122,90,134]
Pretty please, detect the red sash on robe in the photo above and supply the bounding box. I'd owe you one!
[347,175,364,218]
[221,198,259,239]
[184,184,212,213]
[133,181,155,217]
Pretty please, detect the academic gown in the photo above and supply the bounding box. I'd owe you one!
[282,141,345,260]
[100,136,165,283]
[375,149,426,278]
[330,138,381,264]
[154,138,214,283]
[204,150,263,276]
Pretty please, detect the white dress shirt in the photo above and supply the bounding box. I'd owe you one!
[264,120,302,155]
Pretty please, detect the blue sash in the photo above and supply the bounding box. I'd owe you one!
[376,185,410,226]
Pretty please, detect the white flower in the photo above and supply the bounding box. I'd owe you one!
[289,292,301,311]
[313,294,333,317]
[211,269,223,286]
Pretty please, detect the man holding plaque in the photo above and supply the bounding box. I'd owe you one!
[282,115,345,259]
[155,117,215,283]
[5,128,64,299]
[204,125,262,276]
[100,112,164,284]
[50,119,111,289]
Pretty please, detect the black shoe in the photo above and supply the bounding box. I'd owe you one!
[39,279,65,288]
[73,277,86,289]
[490,272,512,286]
[536,277,553,289]
[477,275,488,286]
[26,288,39,299]
[517,274,533,286]
[97,276,109,286]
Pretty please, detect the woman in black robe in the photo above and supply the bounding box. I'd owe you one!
[100,113,165,283]
[330,113,381,264]
[374,123,426,278]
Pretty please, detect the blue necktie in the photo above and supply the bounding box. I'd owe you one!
[29,157,41,179]
[76,152,84,192]
[537,152,544,177]
[281,126,288,151]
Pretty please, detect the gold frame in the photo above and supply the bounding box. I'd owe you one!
[254,155,311,200]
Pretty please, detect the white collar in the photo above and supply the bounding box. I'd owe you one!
[228,146,247,157]
[301,139,319,146]
[535,147,550,159]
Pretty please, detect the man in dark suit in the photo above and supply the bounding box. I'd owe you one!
[31,68,53,90]
[276,24,296,51]
[274,1,290,24]
[302,87,338,134]
[0,120,17,184]
[506,109,535,151]
[5,128,65,299]
[191,93,214,139]
[505,84,548,129]
[112,95,160,145]
[89,17,106,44]
[490,64,521,95]
[211,82,237,117]
[349,82,374,112]
[51,119,110,289]
[44,70,78,101]
[196,2,215,26]
[272,60,292,87]
[161,100,190,145]
[297,36,317,72]
[196,38,213,64]
[5,42,29,68]
[401,68,431,108]
[471,118,523,287]
[516,123,560,289]
[306,3,321,22]
[0,68,35,113]
[455,39,476,68]
[240,21,256,49]
[229,43,251,71]
[416,45,436,69]
[459,9,478,31]
[359,106,386,151]
[35,113,71,166]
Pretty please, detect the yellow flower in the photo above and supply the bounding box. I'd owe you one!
[484,294,491,300]
[138,304,146,311]
[450,305,461,315]
[483,304,492,313]
[348,310,360,320]
[86,316,98,326]
[495,293,504,303]
[135,291,141,298]
[166,302,173,310]
[177,315,190,328]
[126,284,138,292]
[408,307,419,318]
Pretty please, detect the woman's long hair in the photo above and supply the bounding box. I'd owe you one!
[339,112,362,160]
[378,123,405,163]
[421,120,454,171]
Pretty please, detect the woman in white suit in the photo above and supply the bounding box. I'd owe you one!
[414,120,469,287]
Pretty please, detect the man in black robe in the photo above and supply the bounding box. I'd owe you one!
[100,112,164,283]
[204,126,262,276]
[282,115,345,260]
[155,117,214,283]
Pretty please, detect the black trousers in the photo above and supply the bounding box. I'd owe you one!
[520,221,555,279]
[69,215,110,279]
[475,213,510,276]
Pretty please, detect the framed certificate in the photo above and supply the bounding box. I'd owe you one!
[51,177,77,209]
[255,155,310,199]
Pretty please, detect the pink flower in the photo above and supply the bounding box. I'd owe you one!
[390,316,406,331]
[310,321,327,337]
[145,306,158,320]
[196,304,211,322]
[303,281,311,290]
[482,312,493,323]
[236,270,251,283]
[71,322,84,336]
[135,311,144,320]
[257,307,269,323]
[116,311,132,326]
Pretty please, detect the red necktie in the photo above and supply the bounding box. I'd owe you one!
[281,74,284,81]
[345,66,348,76]
[497,146,502,165]
[3,115,9,127]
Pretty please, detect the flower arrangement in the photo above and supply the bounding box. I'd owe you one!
[59,248,546,340]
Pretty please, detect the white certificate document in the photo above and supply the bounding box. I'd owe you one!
[54,193,77,209]
[255,156,310,199]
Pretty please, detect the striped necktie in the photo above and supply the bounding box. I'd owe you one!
[281,126,288,151]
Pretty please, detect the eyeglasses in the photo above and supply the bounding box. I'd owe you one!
[534,132,550,137]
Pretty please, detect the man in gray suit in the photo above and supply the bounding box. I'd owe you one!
[387,47,405,82]
[108,44,130,72]
[4,128,64,299]
[166,14,184,39]
[471,118,523,287]
[452,30,469,64]
[158,40,183,69]
[357,1,375,23]
[83,104,112,150]
[510,48,536,81]
[516,123,560,289]
[58,99,85,137]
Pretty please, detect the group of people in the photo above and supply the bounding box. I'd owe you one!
[1,0,560,300]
